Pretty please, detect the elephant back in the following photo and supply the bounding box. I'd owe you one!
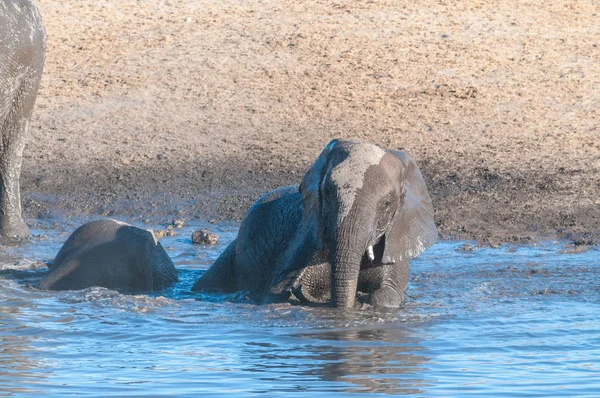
[40,219,178,292]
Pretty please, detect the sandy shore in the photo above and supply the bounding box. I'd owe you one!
[23,0,599,244]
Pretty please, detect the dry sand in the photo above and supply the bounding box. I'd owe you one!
[23,0,600,244]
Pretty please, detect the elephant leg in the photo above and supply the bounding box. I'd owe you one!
[359,259,409,308]
[264,250,332,305]
[0,59,43,239]
[291,260,332,304]
[0,116,29,239]
[191,240,237,292]
[0,1,46,239]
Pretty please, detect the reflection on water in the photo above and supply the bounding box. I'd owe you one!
[0,292,46,396]
[285,326,430,395]
[0,217,599,396]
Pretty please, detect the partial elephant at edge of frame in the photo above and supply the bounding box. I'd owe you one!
[0,0,47,238]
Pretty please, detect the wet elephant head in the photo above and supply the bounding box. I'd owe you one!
[299,139,437,308]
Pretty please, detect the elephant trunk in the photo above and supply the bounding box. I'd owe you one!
[329,217,368,308]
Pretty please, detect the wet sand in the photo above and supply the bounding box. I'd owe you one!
[23,0,600,244]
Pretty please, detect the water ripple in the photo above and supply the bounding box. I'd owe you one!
[0,220,599,396]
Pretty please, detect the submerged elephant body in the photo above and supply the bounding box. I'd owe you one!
[38,219,178,292]
[0,0,46,238]
[193,139,437,308]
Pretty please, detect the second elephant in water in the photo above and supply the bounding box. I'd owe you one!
[38,219,178,291]
[192,139,437,308]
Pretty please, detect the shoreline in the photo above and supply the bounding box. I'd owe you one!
[20,156,599,247]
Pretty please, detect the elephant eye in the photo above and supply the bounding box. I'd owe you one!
[380,197,394,214]
[377,197,393,228]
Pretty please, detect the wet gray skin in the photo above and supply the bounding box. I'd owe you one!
[38,219,178,292]
[192,139,437,308]
[0,0,46,238]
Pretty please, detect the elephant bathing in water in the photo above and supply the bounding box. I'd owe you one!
[38,219,178,292]
[192,139,437,308]
[0,0,46,238]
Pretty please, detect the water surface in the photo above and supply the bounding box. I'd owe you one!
[1,218,598,396]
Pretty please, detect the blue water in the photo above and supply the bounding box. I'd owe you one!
[1,218,598,396]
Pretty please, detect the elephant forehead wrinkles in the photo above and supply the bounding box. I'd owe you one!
[329,144,386,221]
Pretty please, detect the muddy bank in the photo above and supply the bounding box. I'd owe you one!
[21,0,600,244]
[20,153,600,245]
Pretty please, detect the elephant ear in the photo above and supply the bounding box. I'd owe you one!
[382,150,437,263]
[299,139,342,247]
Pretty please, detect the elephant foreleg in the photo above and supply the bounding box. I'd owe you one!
[291,258,332,304]
[264,250,332,305]
[0,117,29,238]
[360,259,409,308]
[0,55,44,239]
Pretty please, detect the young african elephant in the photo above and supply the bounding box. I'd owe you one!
[192,139,437,308]
[0,0,46,238]
[38,219,178,292]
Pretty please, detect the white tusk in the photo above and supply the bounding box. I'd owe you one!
[367,245,375,261]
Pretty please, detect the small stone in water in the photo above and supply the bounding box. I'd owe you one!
[154,226,176,240]
[172,219,185,229]
[192,230,219,245]
[456,243,475,252]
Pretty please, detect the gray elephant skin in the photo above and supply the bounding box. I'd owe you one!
[0,0,46,238]
[38,219,178,292]
[192,139,437,308]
